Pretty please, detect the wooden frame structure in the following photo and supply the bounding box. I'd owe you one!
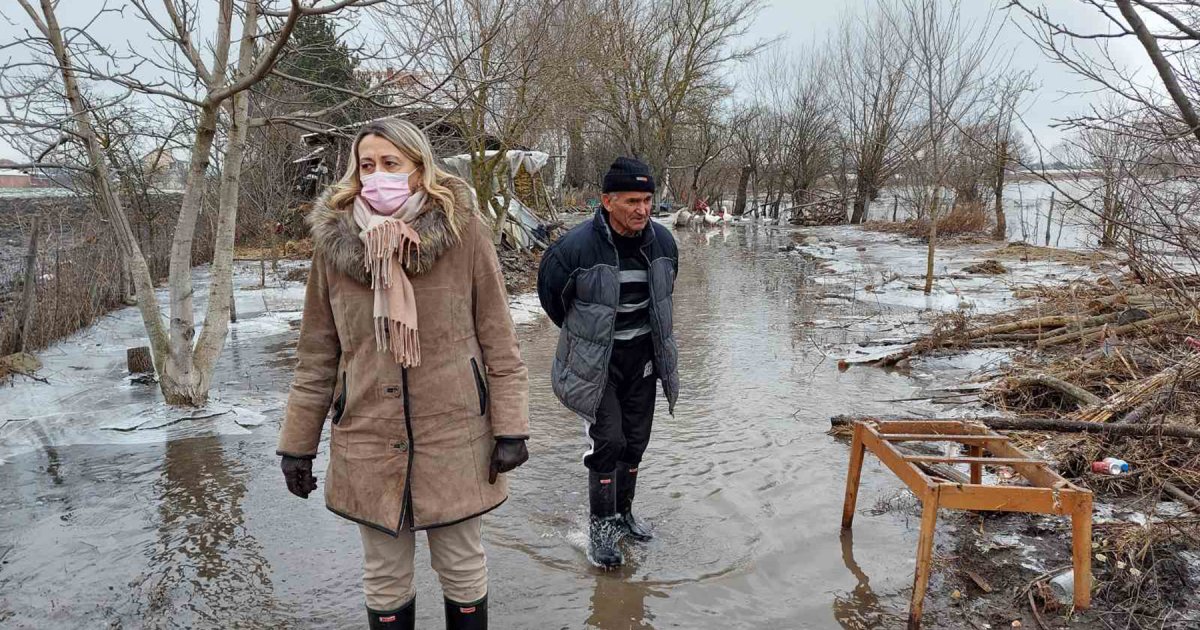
[840,419,1093,629]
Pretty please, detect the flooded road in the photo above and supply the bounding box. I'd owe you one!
[2,224,1004,628]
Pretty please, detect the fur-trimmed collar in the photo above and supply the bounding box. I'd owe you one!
[307,176,476,285]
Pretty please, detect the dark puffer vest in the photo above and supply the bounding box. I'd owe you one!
[537,208,679,421]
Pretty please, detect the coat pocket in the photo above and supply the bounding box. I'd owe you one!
[330,371,348,425]
[470,358,488,416]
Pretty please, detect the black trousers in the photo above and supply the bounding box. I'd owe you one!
[583,339,657,473]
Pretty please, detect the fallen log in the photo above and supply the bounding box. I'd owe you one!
[1113,391,1171,425]
[1163,482,1200,515]
[1072,352,1200,424]
[965,315,1082,340]
[987,332,1059,342]
[1037,310,1189,349]
[830,415,1200,440]
[1004,373,1103,407]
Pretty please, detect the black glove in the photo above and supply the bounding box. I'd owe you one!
[489,438,529,484]
[281,455,318,498]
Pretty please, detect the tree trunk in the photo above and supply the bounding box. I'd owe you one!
[924,193,940,295]
[1044,191,1055,247]
[120,250,136,305]
[565,122,586,189]
[187,3,259,405]
[850,176,871,224]
[1101,181,1117,248]
[127,346,154,374]
[992,146,1007,240]
[161,104,220,405]
[36,0,169,371]
[733,165,752,216]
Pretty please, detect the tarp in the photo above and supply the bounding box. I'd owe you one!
[476,194,550,250]
[505,150,549,175]
[443,150,550,175]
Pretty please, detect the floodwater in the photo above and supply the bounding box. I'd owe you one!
[1,225,1047,629]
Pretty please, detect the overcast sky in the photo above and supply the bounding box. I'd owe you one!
[738,0,1151,150]
[0,0,1152,162]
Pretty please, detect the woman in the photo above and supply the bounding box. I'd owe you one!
[277,119,530,630]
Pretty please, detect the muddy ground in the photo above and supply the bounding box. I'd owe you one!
[1,217,1197,628]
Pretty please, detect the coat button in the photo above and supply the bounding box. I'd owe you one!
[393,441,408,452]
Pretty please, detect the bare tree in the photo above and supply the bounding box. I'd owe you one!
[831,5,916,225]
[891,0,999,294]
[981,72,1032,240]
[383,0,577,243]
[1010,0,1200,309]
[585,0,767,187]
[776,53,838,216]
[2,0,380,405]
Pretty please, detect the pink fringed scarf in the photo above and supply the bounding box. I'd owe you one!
[352,193,425,366]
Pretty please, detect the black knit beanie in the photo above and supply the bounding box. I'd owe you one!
[602,157,655,194]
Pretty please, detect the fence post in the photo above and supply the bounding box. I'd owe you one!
[230,287,238,323]
[1045,192,1055,247]
[18,217,41,353]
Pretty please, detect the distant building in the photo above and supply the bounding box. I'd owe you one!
[0,159,32,188]
[142,149,187,191]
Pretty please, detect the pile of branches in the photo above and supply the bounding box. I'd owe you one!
[874,274,1200,364]
[866,272,1200,520]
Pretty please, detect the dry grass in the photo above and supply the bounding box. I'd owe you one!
[0,194,215,356]
[862,201,991,240]
[988,241,1107,265]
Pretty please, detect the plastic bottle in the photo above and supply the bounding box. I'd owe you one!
[1103,457,1131,473]
[1091,460,1121,475]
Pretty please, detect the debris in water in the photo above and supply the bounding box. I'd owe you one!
[963,259,1008,275]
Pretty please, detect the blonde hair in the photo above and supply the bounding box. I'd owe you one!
[328,118,464,237]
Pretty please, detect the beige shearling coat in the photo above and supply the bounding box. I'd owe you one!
[278,177,529,535]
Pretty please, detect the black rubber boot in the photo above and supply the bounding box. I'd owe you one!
[588,470,624,568]
[368,597,415,630]
[615,462,653,542]
[444,594,487,630]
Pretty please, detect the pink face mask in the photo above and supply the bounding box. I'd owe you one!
[360,170,415,213]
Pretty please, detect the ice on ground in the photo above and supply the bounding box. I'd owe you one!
[509,292,543,326]
[780,226,1101,368]
[795,225,1099,315]
[0,259,544,463]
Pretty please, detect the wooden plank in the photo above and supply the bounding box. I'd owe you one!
[967,445,982,485]
[870,420,988,435]
[833,414,1200,441]
[860,426,935,497]
[903,456,1044,466]
[841,423,868,529]
[908,488,941,630]
[936,484,1085,516]
[881,434,1010,445]
[1072,493,1093,609]
[976,440,1071,488]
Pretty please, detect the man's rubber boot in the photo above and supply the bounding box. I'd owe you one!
[368,597,415,630]
[615,462,653,542]
[444,595,487,630]
[588,470,624,568]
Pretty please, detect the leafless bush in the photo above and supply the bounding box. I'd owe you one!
[0,193,209,355]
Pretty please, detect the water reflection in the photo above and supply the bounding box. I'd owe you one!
[587,566,663,630]
[832,529,890,629]
[137,436,274,625]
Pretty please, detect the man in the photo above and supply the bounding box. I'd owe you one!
[537,157,679,568]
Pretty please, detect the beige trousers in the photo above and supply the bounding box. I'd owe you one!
[358,517,488,611]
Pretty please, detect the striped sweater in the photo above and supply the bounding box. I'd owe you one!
[611,228,651,345]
